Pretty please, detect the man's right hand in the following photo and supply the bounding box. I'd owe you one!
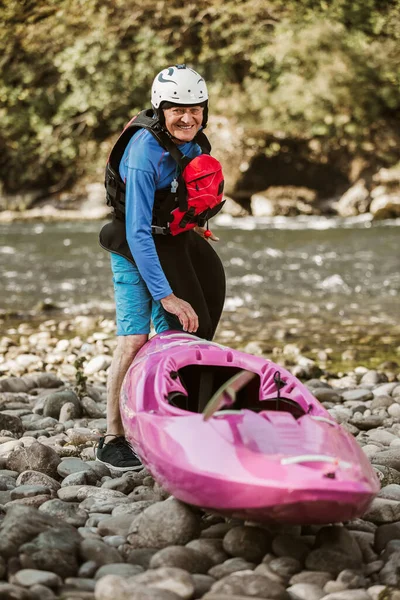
[160,293,199,333]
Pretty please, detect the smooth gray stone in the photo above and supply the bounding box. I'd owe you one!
[208,557,256,580]
[342,390,374,402]
[95,563,144,580]
[129,567,195,599]
[10,484,51,499]
[363,497,400,524]
[19,525,81,578]
[6,441,61,478]
[80,538,123,566]
[222,525,272,563]
[57,457,93,477]
[16,470,60,492]
[127,498,201,549]
[11,568,62,588]
[208,571,286,598]
[42,390,81,419]
[150,545,214,574]
[39,499,88,528]
[378,484,400,501]
[62,577,96,591]
[287,583,325,600]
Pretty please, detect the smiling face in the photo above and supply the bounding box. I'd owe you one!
[163,105,204,144]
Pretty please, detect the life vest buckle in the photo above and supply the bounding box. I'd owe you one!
[151,224,169,235]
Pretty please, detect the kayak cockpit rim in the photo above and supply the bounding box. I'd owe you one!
[156,359,312,420]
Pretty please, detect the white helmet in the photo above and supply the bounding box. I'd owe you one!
[151,64,209,126]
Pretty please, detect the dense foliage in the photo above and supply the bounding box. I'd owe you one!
[1,0,400,196]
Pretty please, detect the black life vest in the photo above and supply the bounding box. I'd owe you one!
[104,109,225,235]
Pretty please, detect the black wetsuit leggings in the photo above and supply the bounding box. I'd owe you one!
[154,230,226,341]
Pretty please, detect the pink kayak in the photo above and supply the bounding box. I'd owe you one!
[120,332,379,524]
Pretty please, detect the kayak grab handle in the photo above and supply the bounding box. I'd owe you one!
[281,455,352,469]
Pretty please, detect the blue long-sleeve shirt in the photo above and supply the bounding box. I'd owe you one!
[119,128,201,301]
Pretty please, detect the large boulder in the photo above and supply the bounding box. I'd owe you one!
[370,193,400,220]
[336,180,370,217]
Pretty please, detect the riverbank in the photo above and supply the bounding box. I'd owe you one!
[0,318,400,599]
[1,314,399,379]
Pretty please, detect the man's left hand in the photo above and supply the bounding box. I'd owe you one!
[194,226,220,242]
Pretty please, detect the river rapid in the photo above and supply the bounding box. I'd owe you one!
[1,215,399,370]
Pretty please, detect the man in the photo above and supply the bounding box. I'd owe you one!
[97,65,226,470]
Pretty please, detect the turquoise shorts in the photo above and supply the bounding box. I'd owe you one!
[111,254,181,336]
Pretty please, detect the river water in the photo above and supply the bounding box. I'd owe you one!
[1,215,399,363]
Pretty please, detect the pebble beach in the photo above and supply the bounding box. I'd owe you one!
[0,316,400,600]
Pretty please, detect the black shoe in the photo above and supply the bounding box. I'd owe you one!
[96,436,143,471]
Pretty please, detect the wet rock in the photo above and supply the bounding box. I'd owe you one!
[127,498,201,549]
[10,568,62,588]
[150,545,214,574]
[222,525,272,562]
[6,442,61,478]
[42,390,81,419]
[209,570,288,598]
